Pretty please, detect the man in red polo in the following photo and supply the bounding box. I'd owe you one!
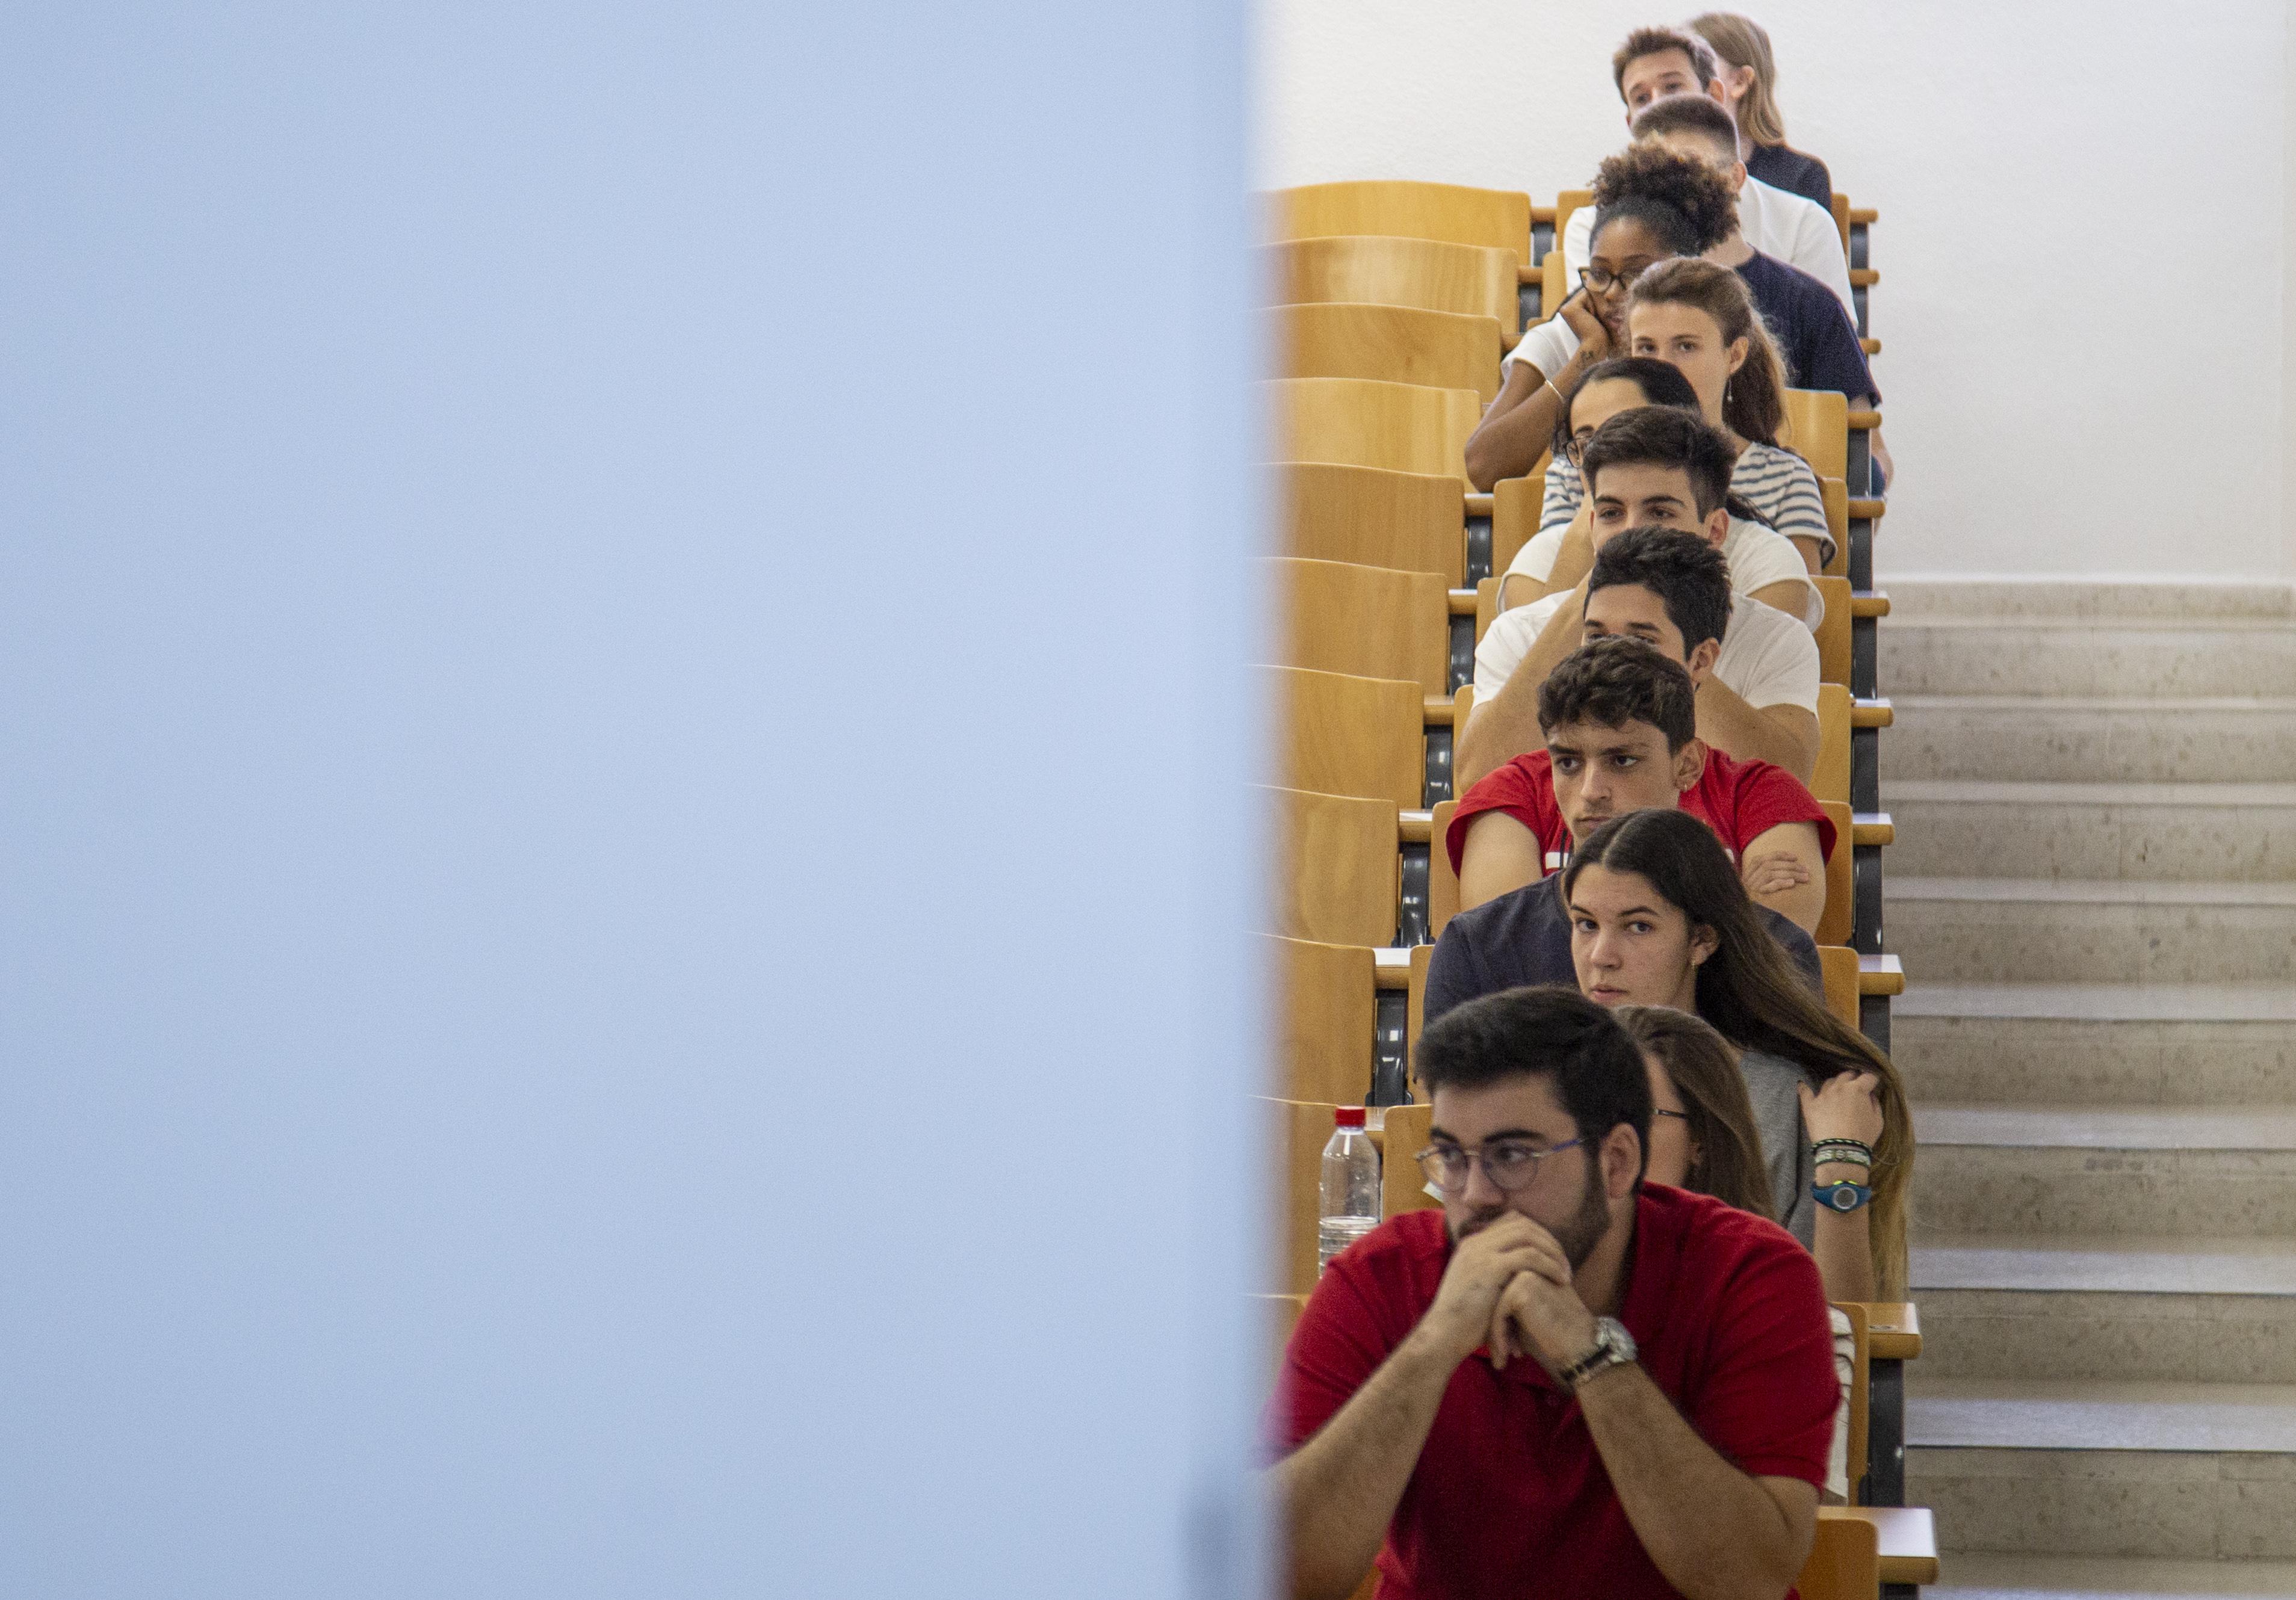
[1269,987,1837,1600]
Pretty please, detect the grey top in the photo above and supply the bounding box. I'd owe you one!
[1737,1048,1816,1247]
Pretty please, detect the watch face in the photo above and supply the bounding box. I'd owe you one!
[1827,1185,1861,1211]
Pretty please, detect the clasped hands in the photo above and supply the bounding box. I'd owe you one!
[1419,1212,1598,1379]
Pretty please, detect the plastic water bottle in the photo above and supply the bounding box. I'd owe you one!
[1318,1107,1382,1273]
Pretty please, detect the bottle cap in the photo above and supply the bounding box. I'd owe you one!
[1334,1107,1367,1128]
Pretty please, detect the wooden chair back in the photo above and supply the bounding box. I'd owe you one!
[1270,555,1450,699]
[1265,664,1424,811]
[1835,1300,1873,1506]
[1262,933,1378,1106]
[1376,1102,1438,1216]
[1553,188,1592,254]
[1254,1291,1309,1380]
[1492,468,1553,582]
[1830,193,1852,259]
[1269,179,1532,262]
[1428,799,1460,939]
[1262,235,1521,339]
[1820,478,1848,576]
[1263,1095,1340,1294]
[1270,301,1503,403]
[1814,683,1851,805]
[1274,462,1465,586]
[1781,389,1849,482]
[1819,946,1859,1030]
[1816,800,1854,948]
[1265,376,1480,483]
[1264,785,1399,947]
[1405,942,1433,1090]
[1474,576,1501,642]
[1815,575,1851,685]
[1795,1510,1879,1600]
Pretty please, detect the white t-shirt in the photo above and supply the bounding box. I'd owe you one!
[1498,313,1581,387]
[1473,590,1819,718]
[1504,515,1822,631]
[1563,173,1854,317]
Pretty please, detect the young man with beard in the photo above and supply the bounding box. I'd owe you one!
[1268,987,1837,1600]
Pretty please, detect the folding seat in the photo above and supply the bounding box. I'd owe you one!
[1262,235,1522,342]
[1268,179,1532,262]
[1268,301,1503,403]
[1265,375,1479,483]
[1273,461,1466,587]
[1264,785,1403,949]
[1263,664,1423,812]
[1793,1514,1878,1600]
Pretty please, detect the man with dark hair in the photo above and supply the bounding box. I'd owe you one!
[1571,25,1851,314]
[1270,986,1837,1600]
[1461,412,1821,788]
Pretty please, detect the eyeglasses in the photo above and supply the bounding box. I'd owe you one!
[1416,1137,1583,1195]
[1564,430,1596,465]
[1580,264,1651,295]
[1654,1108,1690,1122]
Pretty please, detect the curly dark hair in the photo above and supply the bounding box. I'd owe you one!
[1588,143,1737,259]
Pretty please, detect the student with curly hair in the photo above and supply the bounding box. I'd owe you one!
[1689,11,1831,208]
[1465,142,1736,490]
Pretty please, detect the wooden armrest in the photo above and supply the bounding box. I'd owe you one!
[1464,493,1493,517]
[1531,205,1556,224]
[1848,208,1878,225]
[1819,1507,1937,1585]
[1851,812,1894,848]
[1848,498,1886,519]
[1849,268,1879,286]
[1423,696,1456,725]
[1400,809,1432,844]
[1448,588,1476,616]
[1850,699,1893,730]
[1857,953,1904,996]
[1863,1300,1922,1359]
[1849,592,1890,619]
[1517,262,1539,283]
[1860,337,1881,356]
[1373,955,1411,990]
[1846,410,1881,431]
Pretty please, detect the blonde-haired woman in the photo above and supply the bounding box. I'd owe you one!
[1688,13,1833,209]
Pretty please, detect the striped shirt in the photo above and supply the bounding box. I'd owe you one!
[1539,440,1834,567]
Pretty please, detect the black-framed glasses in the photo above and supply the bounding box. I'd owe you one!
[1580,264,1650,295]
[1653,1109,1691,1122]
[1564,429,1597,465]
[1416,1137,1583,1195]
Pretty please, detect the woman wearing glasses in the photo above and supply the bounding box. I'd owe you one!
[1463,142,1735,493]
[1562,806,1911,1302]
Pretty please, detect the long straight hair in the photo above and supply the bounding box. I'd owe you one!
[1689,13,1789,146]
[1615,1005,1777,1222]
[1564,809,1913,1297]
[1626,258,1790,448]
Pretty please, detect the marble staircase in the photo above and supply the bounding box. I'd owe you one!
[1881,579,2296,1597]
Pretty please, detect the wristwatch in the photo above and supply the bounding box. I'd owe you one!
[1557,1317,1637,1392]
[1812,1180,1874,1212]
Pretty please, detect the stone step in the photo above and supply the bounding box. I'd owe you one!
[1883,782,2296,882]
[1882,579,2296,625]
[1895,988,2296,1107]
[1889,880,2296,984]
[1930,1551,2296,1595]
[1911,1236,2296,1383]
[1889,696,2296,785]
[1881,616,2296,699]
[1910,1105,2296,1240]
[1907,1379,2296,1560]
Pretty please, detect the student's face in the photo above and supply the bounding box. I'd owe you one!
[1543,716,1697,838]
[1619,50,1725,122]
[1585,216,1674,336]
[1586,462,1727,548]
[1641,1051,1695,1188]
[1583,582,1722,684]
[1427,1073,1622,1270]
[1628,302,1748,431]
[1569,864,1715,1012]
[1644,128,1747,197]
[1566,378,1662,463]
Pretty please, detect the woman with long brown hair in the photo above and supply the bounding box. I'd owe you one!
[1688,11,1833,209]
[1625,257,1834,573]
[1562,806,1912,1300]
[1614,1004,1776,1219]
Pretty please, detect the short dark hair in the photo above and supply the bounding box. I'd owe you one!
[1587,526,1734,655]
[1611,25,1722,96]
[1414,986,1653,1179]
[1630,92,1741,159]
[1577,404,1737,518]
[1537,634,1699,751]
[1588,141,1738,260]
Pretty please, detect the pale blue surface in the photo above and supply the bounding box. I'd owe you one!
[0,4,1261,1594]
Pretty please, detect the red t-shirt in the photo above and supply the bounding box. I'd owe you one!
[1444,747,1835,878]
[1270,1187,1837,1600]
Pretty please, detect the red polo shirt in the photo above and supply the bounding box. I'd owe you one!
[1271,1185,1837,1600]
[1444,746,1834,878]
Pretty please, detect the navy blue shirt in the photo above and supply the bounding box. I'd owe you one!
[1746,143,1832,210]
[1736,249,1879,405]
[1422,873,1825,1028]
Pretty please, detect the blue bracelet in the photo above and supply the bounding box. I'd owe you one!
[1812,1181,1874,1213]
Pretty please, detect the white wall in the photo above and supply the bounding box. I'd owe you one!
[1260,0,2295,581]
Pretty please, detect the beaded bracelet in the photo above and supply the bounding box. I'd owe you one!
[1810,1142,1874,1169]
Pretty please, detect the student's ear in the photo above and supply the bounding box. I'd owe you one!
[1686,637,1722,682]
[1703,505,1730,546]
[1672,734,1709,793]
[1725,336,1749,377]
[1687,921,1721,968]
[1705,76,1730,108]
[1603,1122,1643,1200]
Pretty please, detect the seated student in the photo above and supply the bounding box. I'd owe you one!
[1626,258,1834,572]
[1426,640,1825,1027]
[1566,808,1910,1300]
[1270,986,1837,1600]
[1689,11,1833,208]
[1628,94,1893,489]
[1460,422,1822,787]
[1619,1004,1860,1503]
[1453,629,1830,924]
[1499,354,1819,628]
[1578,24,1852,314]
